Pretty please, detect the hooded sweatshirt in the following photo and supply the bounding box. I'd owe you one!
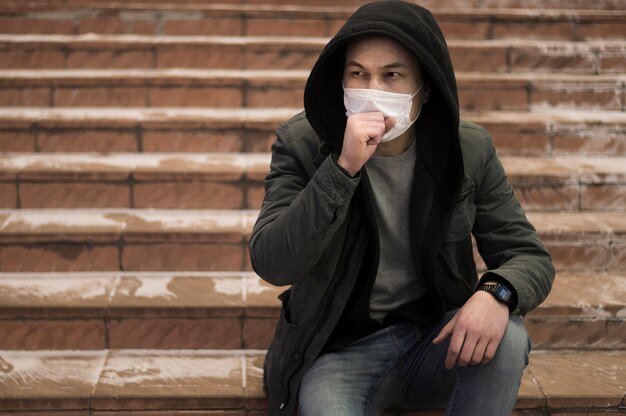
[304,0,465,348]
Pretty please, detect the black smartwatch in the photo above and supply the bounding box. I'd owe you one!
[477,283,513,307]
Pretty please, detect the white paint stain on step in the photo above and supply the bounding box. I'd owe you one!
[0,277,112,302]
[0,351,107,389]
[99,353,240,387]
[116,276,176,299]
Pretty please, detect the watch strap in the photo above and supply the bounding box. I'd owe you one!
[477,283,512,307]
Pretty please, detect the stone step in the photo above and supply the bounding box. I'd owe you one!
[0,348,624,414]
[0,34,623,74]
[0,69,309,109]
[1,107,625,156]
[5,0,625,10]
[0,209,623,273]
[0,4,625,40]
[0,271,276,350]
[0,152,269,210]
[0,271,623,350]
[525,273,626,350]
[0,153,624,212]
[2,69,624,111]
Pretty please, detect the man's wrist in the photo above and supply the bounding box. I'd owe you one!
[336,155,359,177]
[478,273,519,312]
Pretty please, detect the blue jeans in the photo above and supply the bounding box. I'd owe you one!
[298,310,531,416]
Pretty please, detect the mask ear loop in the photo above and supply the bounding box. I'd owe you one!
[409,81,426,123]
[410,81,425,98]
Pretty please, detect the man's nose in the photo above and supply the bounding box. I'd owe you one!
[367,77,385,91]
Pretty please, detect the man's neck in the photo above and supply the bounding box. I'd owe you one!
[374,131,416,157]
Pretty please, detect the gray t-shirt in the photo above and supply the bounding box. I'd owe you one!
[365,139,426,323]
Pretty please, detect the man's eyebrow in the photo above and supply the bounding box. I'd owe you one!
[383,61,409,69]
[345,60,409,69]
[345,60,364,68]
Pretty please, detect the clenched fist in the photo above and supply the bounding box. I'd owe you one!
[337,112,395,176]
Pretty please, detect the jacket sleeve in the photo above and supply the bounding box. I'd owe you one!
[472,130,555,316]
[249,126,359,286]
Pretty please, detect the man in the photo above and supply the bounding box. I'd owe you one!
[249,2,555,415]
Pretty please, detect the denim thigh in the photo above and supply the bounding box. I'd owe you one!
[298,312,531,416]
[298,322,421,416]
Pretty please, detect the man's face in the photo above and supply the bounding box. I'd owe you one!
[343,36,429,122]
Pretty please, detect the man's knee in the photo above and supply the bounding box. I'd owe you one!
[298,379,363,416]
[298,359,365,416]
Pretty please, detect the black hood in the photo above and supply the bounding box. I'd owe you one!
[304,0,461,192]
[305,1,465,321]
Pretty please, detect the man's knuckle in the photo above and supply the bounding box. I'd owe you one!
[455,321,467,331]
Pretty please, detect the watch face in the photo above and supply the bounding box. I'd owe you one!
[496,285,512,302]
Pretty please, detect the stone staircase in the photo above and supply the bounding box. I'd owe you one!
[0,1,625,415]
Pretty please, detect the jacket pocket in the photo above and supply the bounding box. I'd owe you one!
[278,288,298,328]
[438,235,478,307]
[264,288,299,398]
[445,198,472,242]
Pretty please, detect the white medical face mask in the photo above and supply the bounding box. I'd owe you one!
[343,82,424,143]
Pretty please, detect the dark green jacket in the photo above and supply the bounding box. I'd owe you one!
[249,113,554,415]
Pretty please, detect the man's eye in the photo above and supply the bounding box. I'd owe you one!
[385,72,400,78]
[352,71,365,77]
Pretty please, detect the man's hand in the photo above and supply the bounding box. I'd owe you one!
[337,112,395,176]
[432,290,509,369]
